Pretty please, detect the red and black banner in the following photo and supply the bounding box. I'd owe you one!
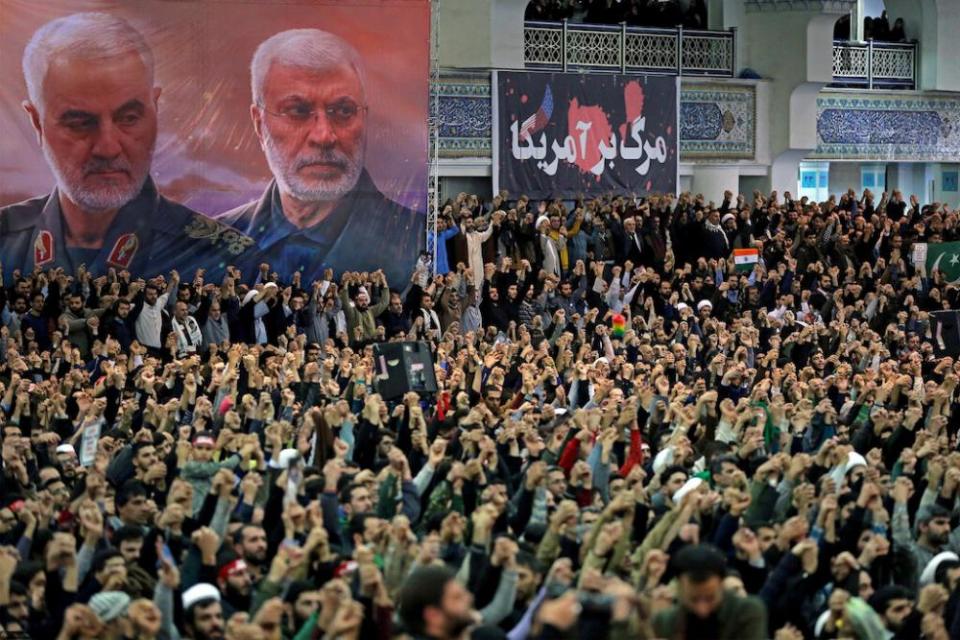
[495,71,678,199]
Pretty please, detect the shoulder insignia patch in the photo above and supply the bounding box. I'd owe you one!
[107,233,139,268]
[184,216,255,256]
[34,230,54,267]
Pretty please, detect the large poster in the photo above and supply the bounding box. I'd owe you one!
[0,0,429,285]
[495,71,678,200]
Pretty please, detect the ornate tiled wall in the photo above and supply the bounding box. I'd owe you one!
[679,84,756,160]
[434,72,757,162]
[435,72,492,159]
[435,76,960,166]
[812,91,960,161]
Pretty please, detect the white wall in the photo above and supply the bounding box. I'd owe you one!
[438,0,526,70]
[754,81,772,168]
[490,0,528,69]
[825,163,946,204]
[884,0,960,92]
[742,9,840,193]
[691,166,740,201]
[887,163,928,202]
[740,175,767,198]
[439,2,492,69]
[930,163,960,208]
[828,162,861,197]
[743,11,836,159]
[931,0,960,92]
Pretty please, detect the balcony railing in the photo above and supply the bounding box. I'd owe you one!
[524,20,735,77]
[831,39,917,89]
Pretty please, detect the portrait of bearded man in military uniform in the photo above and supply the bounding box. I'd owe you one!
[0,12,260,279]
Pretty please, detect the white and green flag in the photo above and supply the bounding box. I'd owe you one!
[915,242,960,283]
[733,248,760,272]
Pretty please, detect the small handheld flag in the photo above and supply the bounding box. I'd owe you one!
[611,313,626,338]
[733,248,760,272]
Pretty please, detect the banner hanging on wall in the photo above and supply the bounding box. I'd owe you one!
[0,0,429,285]
[494,71,679,200]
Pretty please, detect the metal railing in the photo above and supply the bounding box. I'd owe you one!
[831,39,917,89]
[524,20,735,77]
[746,0,856,9]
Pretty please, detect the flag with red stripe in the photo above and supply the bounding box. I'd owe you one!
[733,248,759,272]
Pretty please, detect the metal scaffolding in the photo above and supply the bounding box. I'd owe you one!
[426,0,440,275]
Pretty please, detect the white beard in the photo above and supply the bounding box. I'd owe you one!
[44,144,150,213]
[262,127,364,203]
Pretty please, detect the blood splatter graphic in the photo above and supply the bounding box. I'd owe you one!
[619,81,646,139]
[567,97,613,178]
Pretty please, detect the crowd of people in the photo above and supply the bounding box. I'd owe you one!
[524,1,910,45]
[525,0,707,29]
[2,185,960,640]
[835,11,910,43]
[864,11,909,43]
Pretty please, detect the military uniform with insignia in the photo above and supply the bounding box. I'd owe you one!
[0,178,260,280]
[219,170,425,287]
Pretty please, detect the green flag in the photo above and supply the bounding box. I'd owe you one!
[916,241,960,282]
[752,400,779,452]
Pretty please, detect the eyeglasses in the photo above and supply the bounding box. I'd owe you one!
[259,99,367,128]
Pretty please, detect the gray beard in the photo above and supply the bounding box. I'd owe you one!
[262,128,364,203]
[44,145,150,214]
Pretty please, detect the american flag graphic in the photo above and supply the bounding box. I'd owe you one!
[519,85,553,141]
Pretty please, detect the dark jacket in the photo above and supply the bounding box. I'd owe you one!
[0,178,259,280]
[218,172,424,287]
[652,592,767,640]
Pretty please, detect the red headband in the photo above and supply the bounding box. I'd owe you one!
[218,558,247,582]
[334,561,358,578]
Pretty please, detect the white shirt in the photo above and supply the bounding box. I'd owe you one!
[540,232,561,277]
[135,292,170,348]
[463,224,494,287]
[254,301,270,345]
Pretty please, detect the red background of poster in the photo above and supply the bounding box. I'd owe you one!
[0,0,429,214]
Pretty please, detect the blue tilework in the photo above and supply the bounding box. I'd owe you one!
[813,91,960,161]
[818,108,941,145]
[680,102,723,140]
[679,84,756,160]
